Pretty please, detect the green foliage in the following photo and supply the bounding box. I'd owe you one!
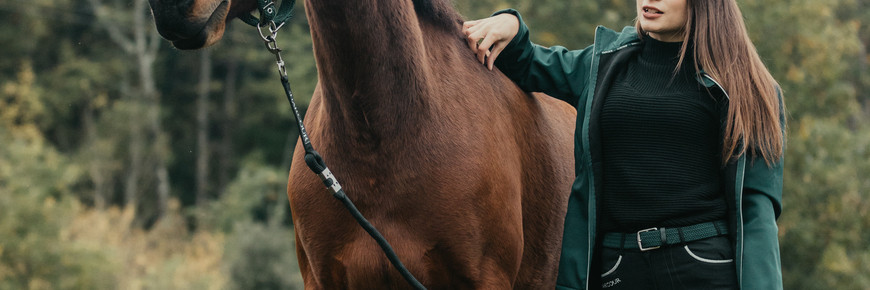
[196,160,302,290]
[780,116,870,289]
[223,221,303,290]
[0,193,118,290]
[742,0,864,121]
[61,202,227,290]
[0,72,116,288]
[196,158,290,233]
[737,0,870,288]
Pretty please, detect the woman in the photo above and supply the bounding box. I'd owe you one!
[463,0,784,289]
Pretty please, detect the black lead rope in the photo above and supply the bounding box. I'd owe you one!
[253,7,426,290]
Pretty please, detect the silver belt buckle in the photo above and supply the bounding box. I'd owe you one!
[637,227,660,251]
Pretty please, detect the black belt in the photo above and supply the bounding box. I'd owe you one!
[602,220,728,251]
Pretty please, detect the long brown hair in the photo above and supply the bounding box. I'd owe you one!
[637,0,785,165]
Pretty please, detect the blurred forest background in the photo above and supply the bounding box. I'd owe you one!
[0,0,868,289]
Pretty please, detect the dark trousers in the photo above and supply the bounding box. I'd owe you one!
[598,236,738,290]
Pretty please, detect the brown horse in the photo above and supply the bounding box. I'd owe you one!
[148,0,576,288]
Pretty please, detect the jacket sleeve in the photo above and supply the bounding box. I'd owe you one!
[491,9,594,108]
[741,161,783,290]
[740,88,785,290]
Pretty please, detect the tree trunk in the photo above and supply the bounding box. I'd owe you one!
[125,98,143,208]
[133,0,169,218]
[196,50,212,207]
[83,103,106,209]
[142,60,168,218]
[218,59,238,194]
[90,0,167,217]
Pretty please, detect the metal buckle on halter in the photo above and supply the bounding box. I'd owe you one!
[637,227,660,251]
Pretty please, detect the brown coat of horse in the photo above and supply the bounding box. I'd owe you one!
[148,0,576,288]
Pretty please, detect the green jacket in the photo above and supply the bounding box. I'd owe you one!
[492,10,784,290]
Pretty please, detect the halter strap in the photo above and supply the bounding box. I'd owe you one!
[239,0,296,27]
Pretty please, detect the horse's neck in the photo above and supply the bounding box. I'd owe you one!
[305,0,433,138]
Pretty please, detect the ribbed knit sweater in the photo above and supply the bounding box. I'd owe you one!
[599,35,727,232]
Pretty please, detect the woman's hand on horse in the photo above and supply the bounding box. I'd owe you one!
[462,14,519,70]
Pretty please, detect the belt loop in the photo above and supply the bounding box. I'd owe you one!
[619,233,627,254]
[659,227,668,246]
[677,227,686,245]
[713,221,722,236]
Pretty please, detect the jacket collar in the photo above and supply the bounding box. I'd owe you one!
[593,26,724,92]
[593,26,641,55]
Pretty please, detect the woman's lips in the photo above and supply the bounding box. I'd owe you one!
[642,6,664,19]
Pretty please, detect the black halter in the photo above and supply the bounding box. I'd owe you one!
[239,0,296,27]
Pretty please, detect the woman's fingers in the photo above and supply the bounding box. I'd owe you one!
[464,22,483,52]
[466,30,483,56]
[465,34,480,54]
[463,15,518,67]
[462,21,477,37]
[477,34,496,64]
[465,33,478,53]
[462,19,481,30]
[477,31,496,52]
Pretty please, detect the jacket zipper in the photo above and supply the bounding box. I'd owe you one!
[584,32,640,290]
[600,43,640,54]
[584,28,599,290]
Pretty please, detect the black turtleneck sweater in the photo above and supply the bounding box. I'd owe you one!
[599,35,727,232]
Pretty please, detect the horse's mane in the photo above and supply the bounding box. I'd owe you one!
[412,0,464,32]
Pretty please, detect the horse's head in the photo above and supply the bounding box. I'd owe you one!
[148,0,257,49]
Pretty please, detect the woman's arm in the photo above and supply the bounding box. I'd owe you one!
[463,9,594,107]
[740,158,784,290]
[740,88,785,290]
